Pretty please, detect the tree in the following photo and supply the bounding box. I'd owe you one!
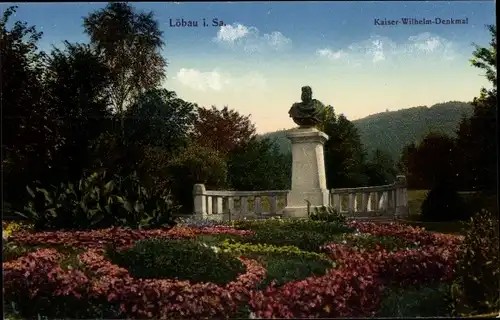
[192,105,256,155]
[227,137,292,191]
[42,41,113,183]
[322,108,368,188]
[83,2,167,135]
[404,132,459,189]
[456,24,497,192]
[124,89,197,152]
[1,6,53,207]
[167,143,229,213]
[364,148,397,186]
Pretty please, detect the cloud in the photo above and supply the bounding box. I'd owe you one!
[214,23,291,53]
[318,32,456,65]
[316,48,348,60]
[174,68,266,92]
[406,32,455,59]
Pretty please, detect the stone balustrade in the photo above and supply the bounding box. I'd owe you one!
[328,175,409,219]
[192,175,408,220]
[192,185,289,220]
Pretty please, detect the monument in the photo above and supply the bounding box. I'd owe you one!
[283,86,330,218]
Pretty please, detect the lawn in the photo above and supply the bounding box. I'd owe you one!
[402,189,498,235]
[3,218,465,319]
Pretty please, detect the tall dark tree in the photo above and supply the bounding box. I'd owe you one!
[42,42,113,182]
[124,89,197,152]
[1,6,53,207]
[192,105,256,155]
[83,2,167,135]
[227,138,292,191]
[404,132,459,189]
[364,148,397,186]
[322,106,368,188]
[456,24,497,192]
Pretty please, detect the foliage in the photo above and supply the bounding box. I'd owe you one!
[451,210,500,316]
[42,41,114,183]
[111,171,180,229]
[219,240,335,290]
[237,220,352,253]
[12,171,179,231]
[250,222,460,318]
[2,242,33,262]
[307,203,347,225]
[376,284,452,317]
[6,225,251,250]
[83,2,167,135]
[4,246,265,319]
[227,137,292,191]
[401,132,460,189]
[168,143,229,212]
[192,105,256,155]
[3,220,463,318]
[124,88,197,152]
[420,182,471,222]
[470,25,497,91]
[1,6,56,208]
[323,113,368,188]
[107,238,245,285]
[341,233,419,252]
[218,239,332,261]
[364,148,397,185]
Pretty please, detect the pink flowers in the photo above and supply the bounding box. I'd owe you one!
[3,221,462,318]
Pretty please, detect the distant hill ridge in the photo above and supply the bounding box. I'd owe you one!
[260,101,474,161]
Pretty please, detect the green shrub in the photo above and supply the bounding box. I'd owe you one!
[307,203,347,225]
[218,240,335,289]
[451,210,500,316]
[2,243,32,262]
[253,252,333,289]
[232,219,352,252]
[167,143,229,213]
[341,234,418,252]
[11,171,179,231]
[377,284,452,317]
[106,238,245,285]
[421,182,471,222]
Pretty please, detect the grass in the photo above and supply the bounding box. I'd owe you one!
[402,189,498,235]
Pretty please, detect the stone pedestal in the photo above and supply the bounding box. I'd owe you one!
[283,127,329,218]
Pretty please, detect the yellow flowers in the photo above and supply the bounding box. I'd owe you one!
[2,221,33,238]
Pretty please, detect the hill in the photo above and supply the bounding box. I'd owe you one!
[261,101,474,161]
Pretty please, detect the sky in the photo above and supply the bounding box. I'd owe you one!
[2,1,496,133]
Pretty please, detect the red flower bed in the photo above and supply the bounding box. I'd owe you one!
[248,222,462,318]
[8,225,254,249]
[4,222,462,319]
[3,248,265,319]
[77,249,265,318]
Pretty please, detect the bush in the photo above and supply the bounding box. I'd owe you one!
[308,204,347,225]
[167,143,229,213]
[421,182,471,222]
[341,233,419,252]
[106,238,246,285]
[11,171,179,231]
[451,210,500,316]
[217,240,335,289]
[232,219,353,252]
[377,284,452,317]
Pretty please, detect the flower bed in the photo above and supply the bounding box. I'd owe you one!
[3,220,465,319]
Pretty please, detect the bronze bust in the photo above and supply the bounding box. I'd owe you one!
[288,86,326,128]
